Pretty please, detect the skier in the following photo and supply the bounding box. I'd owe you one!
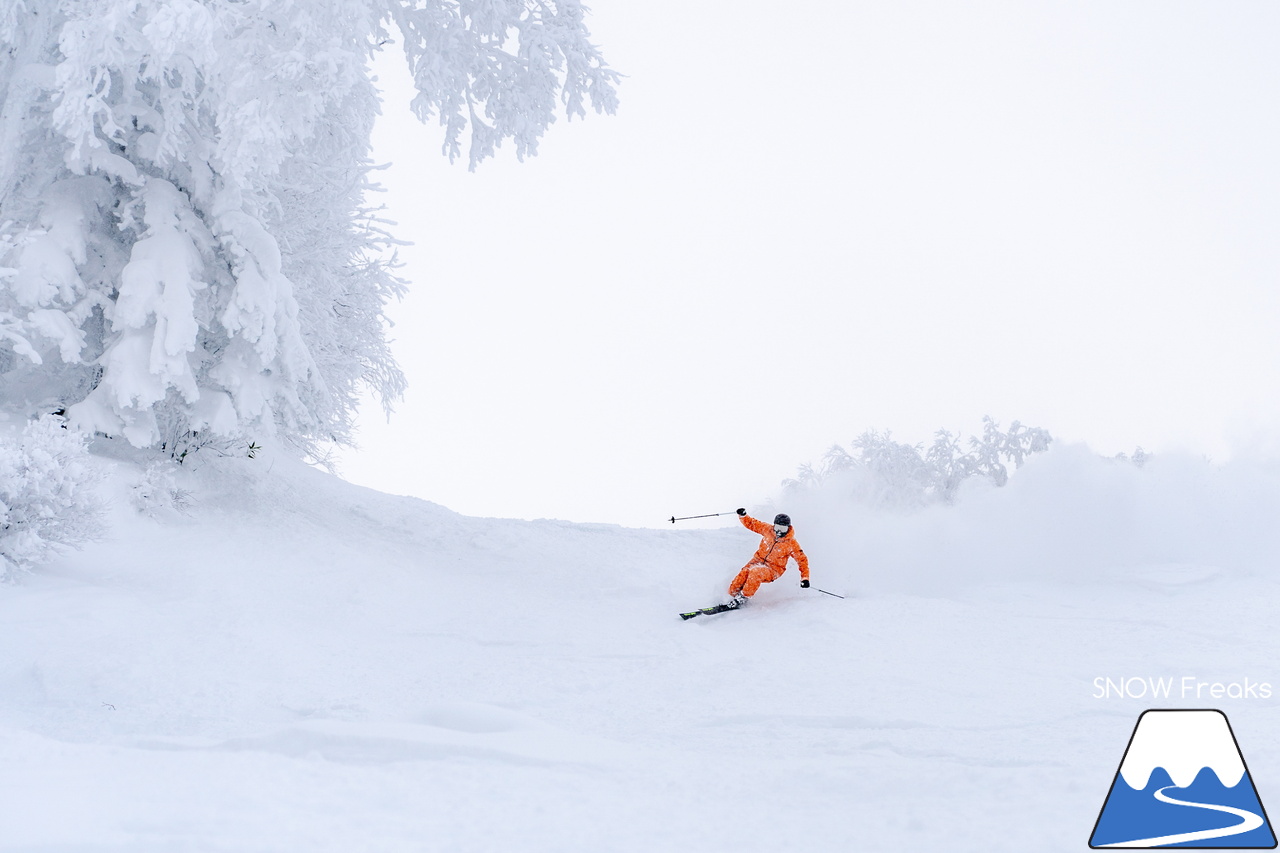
[726,508,810,607]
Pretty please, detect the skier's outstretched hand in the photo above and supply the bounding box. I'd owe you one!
[800,579,810,588]
[736,507,746,516]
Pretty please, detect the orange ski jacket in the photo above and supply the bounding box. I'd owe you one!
[740,514,810,581]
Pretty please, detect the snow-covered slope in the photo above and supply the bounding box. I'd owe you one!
[2,445,1279,852]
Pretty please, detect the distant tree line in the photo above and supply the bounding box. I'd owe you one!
[784,417,1053,509]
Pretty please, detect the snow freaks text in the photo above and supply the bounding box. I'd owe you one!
[1093,677,1273,701]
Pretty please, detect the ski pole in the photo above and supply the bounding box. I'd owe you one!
[669,511,739,524]
[814,588,845,599]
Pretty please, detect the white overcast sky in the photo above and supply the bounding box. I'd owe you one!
[335,1,1280,529]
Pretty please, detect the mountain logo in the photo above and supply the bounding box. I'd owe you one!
[1090,709,1277,848]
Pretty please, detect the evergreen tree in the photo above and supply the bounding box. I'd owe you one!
[0,0,618,457]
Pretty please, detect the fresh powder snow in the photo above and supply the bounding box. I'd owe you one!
[3,433,1280,851]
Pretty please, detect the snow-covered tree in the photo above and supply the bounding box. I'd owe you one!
[0,0,618,458]
[0,414,105,578]
[784,418,1053,508]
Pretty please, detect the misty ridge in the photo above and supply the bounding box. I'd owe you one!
[769,417,1280,596]
[9,410,1280,587]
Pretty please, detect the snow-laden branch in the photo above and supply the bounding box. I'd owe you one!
[0,0,618,457]
[388,0,620,168]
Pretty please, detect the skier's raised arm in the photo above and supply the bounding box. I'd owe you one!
[736,507,771,536]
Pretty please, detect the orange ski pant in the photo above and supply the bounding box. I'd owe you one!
[728,563,784,598]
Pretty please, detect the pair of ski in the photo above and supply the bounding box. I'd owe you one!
[680,586,846,619]
[679,601,741,620]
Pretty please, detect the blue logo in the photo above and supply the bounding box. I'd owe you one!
[1090,709,1276,848]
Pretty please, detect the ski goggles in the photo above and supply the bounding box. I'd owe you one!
[774,524,790,536]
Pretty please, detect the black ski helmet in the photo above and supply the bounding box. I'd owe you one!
[773,513,791,527]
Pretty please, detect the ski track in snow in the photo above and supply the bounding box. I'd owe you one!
[1099,785,1265,847]
[3,446,1280,851]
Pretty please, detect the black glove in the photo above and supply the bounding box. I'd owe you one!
[800,579,810,588]
[736,507,746,516]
